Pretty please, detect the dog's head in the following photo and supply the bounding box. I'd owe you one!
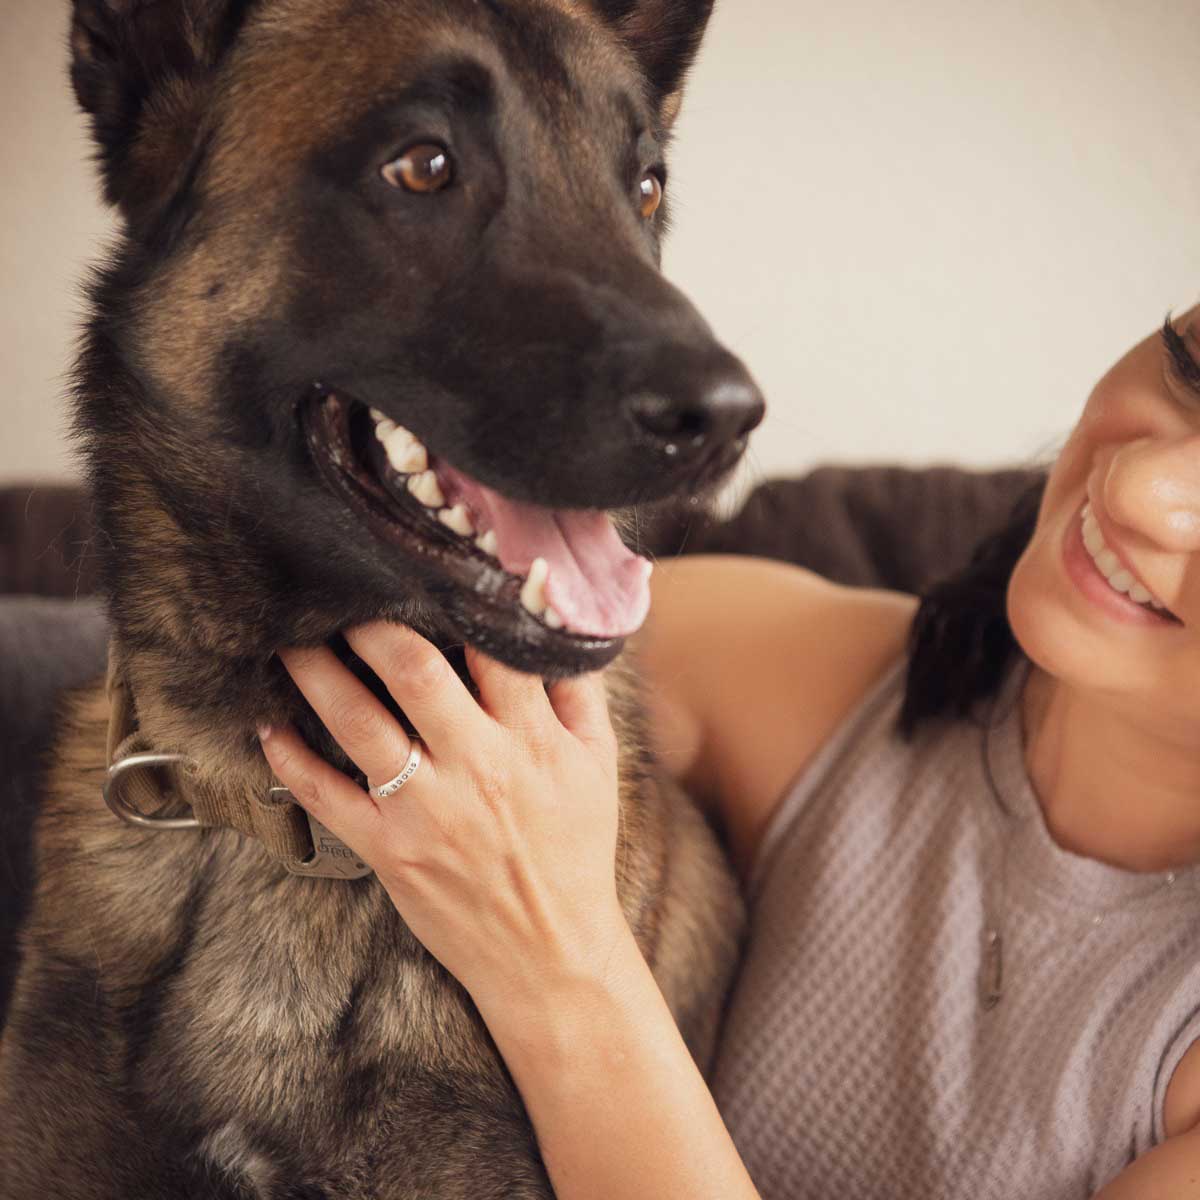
[70,0,762,706]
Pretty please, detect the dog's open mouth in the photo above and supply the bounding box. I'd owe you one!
[304,393,654,656]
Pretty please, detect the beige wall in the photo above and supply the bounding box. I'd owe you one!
[2,0,114,481]
[3,1,1199,487]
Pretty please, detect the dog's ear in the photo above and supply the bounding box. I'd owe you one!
[588,0,715,125]
[69,0,252,229]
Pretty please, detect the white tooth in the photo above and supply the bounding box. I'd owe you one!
[543,606,565,629]
[385,434,428,474]
[1096,549,1119,577]
[1108,569,1134,594]
[475,529,499,557]
[374,418,397,439]
[1129,583,1153,604]
[407,470,445,508]
[1081,502,1092,519]
[438,504,474,536]
[520,557,550,616]
[370,407,389,423]
[1082,522,1104,556]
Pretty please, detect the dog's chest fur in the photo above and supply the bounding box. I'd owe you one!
[0,669,741,1199]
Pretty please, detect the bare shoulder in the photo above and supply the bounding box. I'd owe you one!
[636,555,916,874]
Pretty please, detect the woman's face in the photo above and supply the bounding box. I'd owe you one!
[1008,306,1200,738]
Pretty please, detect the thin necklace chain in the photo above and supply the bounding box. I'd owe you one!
[976,689,1179,1011]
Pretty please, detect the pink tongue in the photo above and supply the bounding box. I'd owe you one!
[436,463,653,639]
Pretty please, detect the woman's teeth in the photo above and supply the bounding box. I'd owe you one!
[1080,503,1165,610]
[370,409,565,631]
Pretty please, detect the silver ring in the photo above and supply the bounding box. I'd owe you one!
[371,742,422,798]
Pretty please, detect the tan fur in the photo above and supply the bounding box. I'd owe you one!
[0,656,740,1198]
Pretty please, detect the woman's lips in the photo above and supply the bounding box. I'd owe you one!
[1061,500,1178,628]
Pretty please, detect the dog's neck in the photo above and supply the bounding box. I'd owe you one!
[106,639,375,876]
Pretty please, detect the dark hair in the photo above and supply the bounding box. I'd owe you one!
[899,476,1047,736]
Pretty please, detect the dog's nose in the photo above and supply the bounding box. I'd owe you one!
[628,358,765,460]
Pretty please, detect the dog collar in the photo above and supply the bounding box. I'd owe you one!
[102,643,373,881]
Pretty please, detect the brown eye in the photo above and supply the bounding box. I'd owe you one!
[639,171,663,219]
[382,144,453,194]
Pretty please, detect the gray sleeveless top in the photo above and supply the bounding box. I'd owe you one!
[711,658,1200,1198]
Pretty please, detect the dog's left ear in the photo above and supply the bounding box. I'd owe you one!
[70,0,254,233]
[588,0,715,125]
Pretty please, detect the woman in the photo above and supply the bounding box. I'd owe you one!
[260,308,1200,1198]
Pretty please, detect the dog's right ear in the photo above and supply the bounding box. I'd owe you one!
[70,0,252,229]
[587,0,715,127]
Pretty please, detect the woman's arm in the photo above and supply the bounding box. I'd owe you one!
[636,555,915,875]
[480,922,761,1200]
[259,621,761,1200]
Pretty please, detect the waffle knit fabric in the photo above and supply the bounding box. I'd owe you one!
[711,658,1200,1198]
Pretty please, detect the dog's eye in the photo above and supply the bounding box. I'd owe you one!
[382,144,454,194]
[638,171,664,220]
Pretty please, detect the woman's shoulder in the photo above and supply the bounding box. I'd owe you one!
[638,555,916,874]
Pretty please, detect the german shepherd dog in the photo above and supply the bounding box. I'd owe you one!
[0,1,761,1195]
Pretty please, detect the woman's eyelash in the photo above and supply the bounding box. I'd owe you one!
[1160,318,1200,397]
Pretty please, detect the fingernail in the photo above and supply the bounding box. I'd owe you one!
[257,724,273,742]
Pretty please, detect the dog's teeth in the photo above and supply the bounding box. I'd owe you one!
[407,470,445,508]
[520,557,550,617]
[475,529,499,557]
[438,504,474,536]
[543,605,564,630]
[382,427,428,474]
[379,424,427,475]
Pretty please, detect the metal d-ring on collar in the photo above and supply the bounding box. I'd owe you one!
[103,751,202,831]
[103,644,373,880]
[102,747,373,881]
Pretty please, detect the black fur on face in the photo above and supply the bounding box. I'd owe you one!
[70,0,762,756]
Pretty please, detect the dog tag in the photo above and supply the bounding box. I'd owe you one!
[284,808,374,881]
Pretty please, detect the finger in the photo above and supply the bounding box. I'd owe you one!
[464,644,554,730]
[344,622,488,752]
[258,722,383,857]
[548,671,616,753]
[278,644,415,791]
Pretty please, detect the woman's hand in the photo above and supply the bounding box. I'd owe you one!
[261,621,762,1200]
[257,622,631,1020]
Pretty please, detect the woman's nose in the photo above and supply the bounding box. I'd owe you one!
[1101,435,1200,552]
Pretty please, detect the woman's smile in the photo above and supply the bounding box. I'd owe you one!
[1060,498,1180,628]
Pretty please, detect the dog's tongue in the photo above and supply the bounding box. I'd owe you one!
[437,463,652,639]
